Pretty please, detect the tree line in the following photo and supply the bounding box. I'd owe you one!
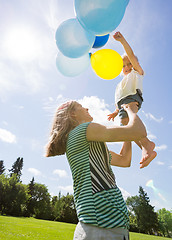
[126,186,172,238]
[0,158,77,223]
[0,158,171,238]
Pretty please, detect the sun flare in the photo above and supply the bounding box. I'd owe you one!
[4,26,41,61]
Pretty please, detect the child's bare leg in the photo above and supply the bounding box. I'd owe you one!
[120,111,157,168]
[120,117,129,126]
[134,139,157,168]
[135,138,154,155]
[139,137,157,168]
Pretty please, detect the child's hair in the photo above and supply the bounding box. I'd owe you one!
[121,53,139,62]
[121,53,128,60]
[120,53,139,76]
[45,101,78,157]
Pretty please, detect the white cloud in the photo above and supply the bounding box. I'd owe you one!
[0,60,46,99]
[15,105,24,110]
[79,96,119,126]
[53,169,68,178]
[168,166,172,170]
[0,128,16,143]
[43,95,116,126]
[58,185,73,193]
[107,142,123,146]
[156,161,164,166]
[155,144,167,151]
[147,133,157,140]
[142,111,163,123]
[43,94,68,113]
[169,121,172,124]
[48,97,54,102]
[28,168,42,176]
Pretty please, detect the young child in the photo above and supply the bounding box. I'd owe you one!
[108,31,157,168]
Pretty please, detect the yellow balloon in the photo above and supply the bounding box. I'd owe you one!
[91,49,123,80]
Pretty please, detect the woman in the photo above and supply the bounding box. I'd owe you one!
[45,101,147,240]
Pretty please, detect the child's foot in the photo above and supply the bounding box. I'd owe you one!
[141,141,155,162]
[140,151,157,169]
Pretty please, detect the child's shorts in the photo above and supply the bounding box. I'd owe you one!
[117,89,143,119]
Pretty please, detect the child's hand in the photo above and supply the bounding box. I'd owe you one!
[107,111,119,121]
[113,31,124,42]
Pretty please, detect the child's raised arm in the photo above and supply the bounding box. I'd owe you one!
[113,32,144,75]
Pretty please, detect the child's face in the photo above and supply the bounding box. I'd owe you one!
[122,56,133,75]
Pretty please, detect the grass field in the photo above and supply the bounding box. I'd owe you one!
[0,215,169,240]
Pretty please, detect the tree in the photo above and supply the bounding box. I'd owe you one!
[51,192,78,224]
[126,186,159,234]
[137,186,159,234]
[28,177,35,196]
[59,193,78,224]
[9,157,23,181]
[0,174,7,214]
[0,160,5,175]
[157,208,172,237]
[126,195,140,213]
[51,192,62,221]
[27,177,35,216]
[0,174,29,216]
[30,183,52,220]
[126,196,140,232]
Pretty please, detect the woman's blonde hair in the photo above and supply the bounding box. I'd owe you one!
[45,101,78,157]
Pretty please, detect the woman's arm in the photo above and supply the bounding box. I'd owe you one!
[87,102,147,142]
[113,32,144,75]
[110,141,132,167]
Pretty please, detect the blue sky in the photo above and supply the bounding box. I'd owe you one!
[0,0,172,211]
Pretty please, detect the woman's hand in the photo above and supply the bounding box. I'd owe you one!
[122,102,139,114]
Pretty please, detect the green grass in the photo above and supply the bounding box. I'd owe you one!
[0,216,75,240]
[130,232,168,240]
[0,215,169,240]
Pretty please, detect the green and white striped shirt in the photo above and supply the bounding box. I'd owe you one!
[66,122,129,229]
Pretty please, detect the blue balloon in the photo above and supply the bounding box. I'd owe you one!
[75,0,129,36]
[92,34,109,48]
[125,0,130,7]
[56,52,91,77]
[55,18,95,58]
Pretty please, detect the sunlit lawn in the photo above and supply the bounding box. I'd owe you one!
[0,215,169,240]
[0,216,75,240]
[130,232,168,240]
